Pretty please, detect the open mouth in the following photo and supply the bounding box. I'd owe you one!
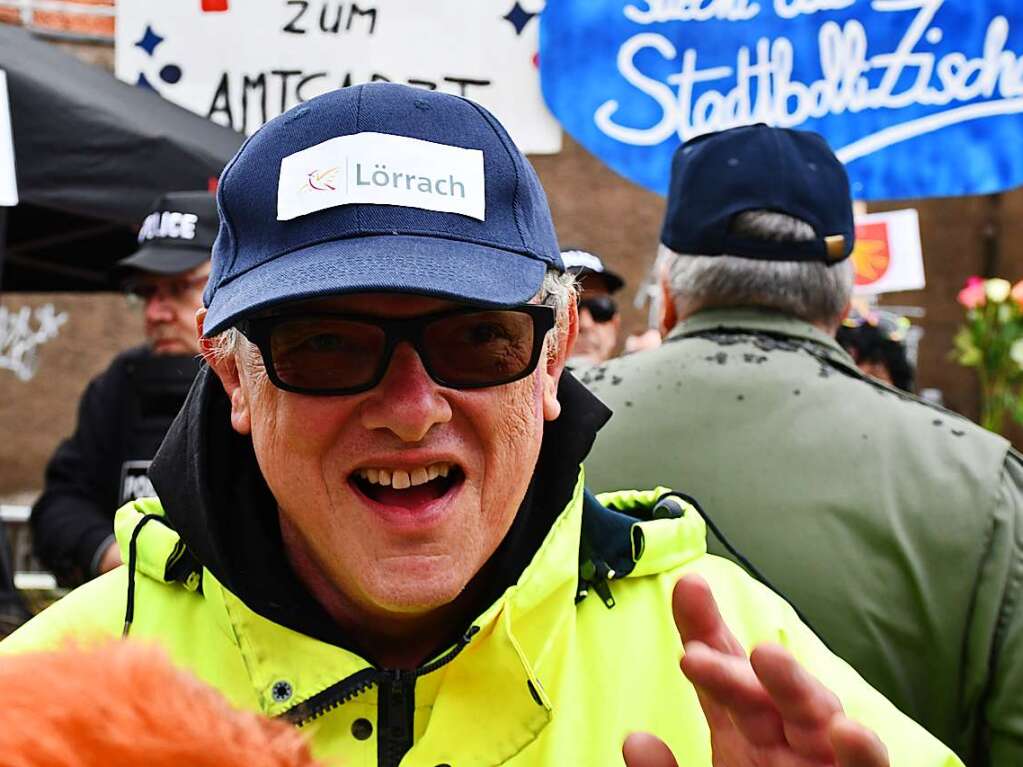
[350,462,464,510]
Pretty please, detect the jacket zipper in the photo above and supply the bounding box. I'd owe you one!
[276,666,378,727]
[276,625,481,760]
[378,668,414,767]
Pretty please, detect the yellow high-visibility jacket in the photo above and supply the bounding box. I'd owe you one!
[3,482,961,767]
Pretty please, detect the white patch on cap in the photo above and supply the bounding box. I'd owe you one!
[560,250,605,273]
[277,132,485,222]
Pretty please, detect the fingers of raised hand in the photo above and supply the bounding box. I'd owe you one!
[671,575,889,767]
[681,640,786,747]
[672,575,747,657]
[829,717,890,767]
[750,643,845,762]
[622,732,680,767]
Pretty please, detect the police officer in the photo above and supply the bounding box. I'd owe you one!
[30,191,214,584]
[583,125,1023,766]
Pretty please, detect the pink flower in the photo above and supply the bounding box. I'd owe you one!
[1012,280,1023,307]
[958,281,987,309]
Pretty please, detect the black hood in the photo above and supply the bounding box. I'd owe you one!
[149,364,610,655]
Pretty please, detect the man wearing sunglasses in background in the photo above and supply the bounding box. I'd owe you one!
[6,86,962,767]
[561,248,624,367]
[29,191,212,585]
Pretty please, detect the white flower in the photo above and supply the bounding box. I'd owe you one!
[1011,339,1023,367]
[986,278,1012,303]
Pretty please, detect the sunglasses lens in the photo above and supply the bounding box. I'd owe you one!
[580,296,617,323]
[269,318,386,391]
[423,310,537,386]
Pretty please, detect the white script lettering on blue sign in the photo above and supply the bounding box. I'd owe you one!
[540,0,1023,199]
[773,0,855,20]
[624,1,763,24]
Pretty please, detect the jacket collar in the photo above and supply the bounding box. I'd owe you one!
[667,307,859,371]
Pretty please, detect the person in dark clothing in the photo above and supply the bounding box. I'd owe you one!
[30,191,215,585]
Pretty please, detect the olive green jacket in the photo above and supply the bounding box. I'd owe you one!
[3,485,963,766]
[582,308,1023,767]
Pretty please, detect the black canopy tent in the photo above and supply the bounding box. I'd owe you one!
[0,24,243,291]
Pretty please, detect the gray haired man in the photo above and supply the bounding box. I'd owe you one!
[583,124,1023,767]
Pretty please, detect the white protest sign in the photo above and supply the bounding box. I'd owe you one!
[114,1,560,154]
[852,208,925,295]
[0,70,17,207]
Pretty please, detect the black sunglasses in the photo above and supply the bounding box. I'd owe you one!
[578,294,617,323]
[236,304,556,396]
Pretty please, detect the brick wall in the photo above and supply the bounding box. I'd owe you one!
[0,0,113,39]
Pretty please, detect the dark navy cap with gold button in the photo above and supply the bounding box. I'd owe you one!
[660,125,855,265]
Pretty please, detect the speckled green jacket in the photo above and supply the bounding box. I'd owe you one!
[583,308,1023,767]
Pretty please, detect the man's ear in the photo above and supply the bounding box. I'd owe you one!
[543,300,578,422]
[658,276,678,336]
[196,308,252,435]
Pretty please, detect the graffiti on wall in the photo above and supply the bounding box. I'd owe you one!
[0,304,69,381]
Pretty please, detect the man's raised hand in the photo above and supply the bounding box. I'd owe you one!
[622,575,889,767]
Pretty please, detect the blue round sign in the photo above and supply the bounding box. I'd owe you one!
[540,0,1023,199]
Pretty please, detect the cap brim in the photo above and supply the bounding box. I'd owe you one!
[202,235,549,336]
[116,245,211,276]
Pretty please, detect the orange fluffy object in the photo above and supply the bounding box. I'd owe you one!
[0,641,321,767]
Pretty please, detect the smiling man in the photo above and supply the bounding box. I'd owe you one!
[4,85,962,767]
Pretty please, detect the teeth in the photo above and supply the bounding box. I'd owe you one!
[357,462,454,488]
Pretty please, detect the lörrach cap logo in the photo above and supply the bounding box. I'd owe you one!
[277,132,485,222]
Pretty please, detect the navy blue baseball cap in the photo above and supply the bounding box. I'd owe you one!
[660,125,855,264]
[202,83,563,335]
